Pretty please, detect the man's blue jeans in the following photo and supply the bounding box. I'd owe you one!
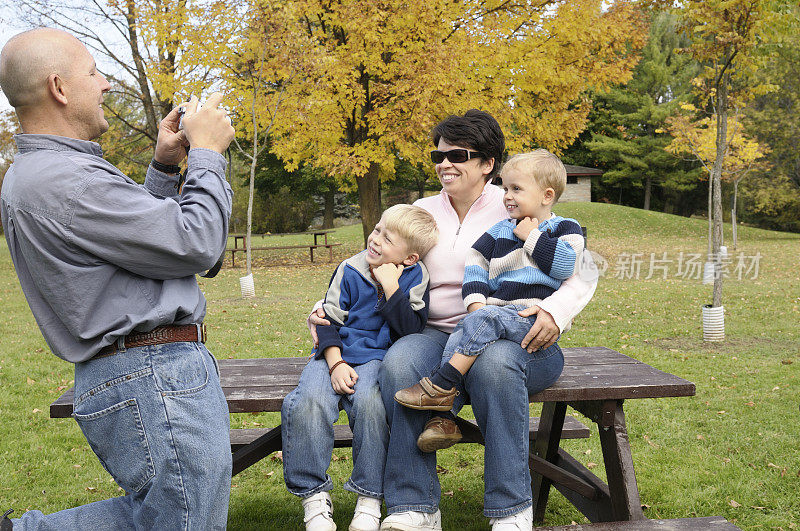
[281,358,388,499]
[12,342,232,530]
[379,326,564,518]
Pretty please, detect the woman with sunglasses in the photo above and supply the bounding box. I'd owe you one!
[308,110,596,530]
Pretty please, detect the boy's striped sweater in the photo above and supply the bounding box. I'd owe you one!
[463,215,585,309]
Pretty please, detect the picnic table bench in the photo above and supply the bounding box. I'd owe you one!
[229,229,341,266]
[51,347,704,525]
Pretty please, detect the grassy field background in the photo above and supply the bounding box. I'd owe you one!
[1,202,798,529]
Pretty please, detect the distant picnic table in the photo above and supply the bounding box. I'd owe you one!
[46,346,739,528]
[229,229,341,266]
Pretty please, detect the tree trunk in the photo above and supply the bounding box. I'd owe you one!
[356,162,382,246]
[417,167,427,201]
[322,185,336,229]
[246,91,258,276]
[707,176,713,256]
[711,72,729,309]
[643,176,652,211]
[732,179,738,250]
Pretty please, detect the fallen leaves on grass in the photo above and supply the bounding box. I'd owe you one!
[587,462,597,469]
[729,499,741,508]
[436,465,449,475]
[271,451,283,462]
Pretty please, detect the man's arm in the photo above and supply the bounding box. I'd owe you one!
[63,94,235,279]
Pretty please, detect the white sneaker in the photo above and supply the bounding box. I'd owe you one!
[488,506,533,530]
[349,496,382,531]
[302,491,337,531]
[379,509,441,530]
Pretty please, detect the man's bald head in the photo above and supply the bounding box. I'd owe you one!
[0,28,86,109]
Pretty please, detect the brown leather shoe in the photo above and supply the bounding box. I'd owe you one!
[394,377,458,411]
[417,416,463,452]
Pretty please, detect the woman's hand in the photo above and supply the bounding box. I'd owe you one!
[307,307,330,347]
[518,305,559,352]
[330,363,358,395]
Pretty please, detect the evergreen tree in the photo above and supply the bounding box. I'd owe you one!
[565,11,703,214]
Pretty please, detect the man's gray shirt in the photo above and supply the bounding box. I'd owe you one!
[1,134,232,363]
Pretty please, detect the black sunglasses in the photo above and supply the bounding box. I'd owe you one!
[430,149,485,164]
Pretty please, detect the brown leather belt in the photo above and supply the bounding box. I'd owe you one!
[96,324,206,358]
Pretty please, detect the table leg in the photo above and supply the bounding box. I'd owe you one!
[531,401,567,522]
[597,400,645,521]
[232,425,282,476]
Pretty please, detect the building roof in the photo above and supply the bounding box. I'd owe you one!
[564,164,603,177]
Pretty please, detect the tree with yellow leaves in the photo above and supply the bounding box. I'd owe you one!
[674,0,777,312]
[666,110,768,250]
[260,0,649,242]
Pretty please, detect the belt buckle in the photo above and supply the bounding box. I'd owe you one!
[199,323,207,343]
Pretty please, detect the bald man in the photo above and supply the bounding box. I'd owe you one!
[0,28,235,530]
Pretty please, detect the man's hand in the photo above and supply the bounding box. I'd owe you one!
[373,263,403,299]
[180,93,235,154]
[308,307,330,347]
[153,102,191,166]
[330,363,358,395]
[518,305,559,352]
[513,217,540,242]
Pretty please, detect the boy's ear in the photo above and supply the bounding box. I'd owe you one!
[402,252,420,266]
[542,187,556,205]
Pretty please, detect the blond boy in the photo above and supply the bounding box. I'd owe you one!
[282,204,438,531]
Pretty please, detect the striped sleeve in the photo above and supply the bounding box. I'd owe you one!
[462,232,496,308]
[523,218,584,280]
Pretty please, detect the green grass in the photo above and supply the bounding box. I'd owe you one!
[1,203,799,529]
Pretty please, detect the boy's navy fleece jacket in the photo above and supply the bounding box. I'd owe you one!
[316,250,430,365]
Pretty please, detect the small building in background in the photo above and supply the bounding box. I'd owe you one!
[561,164,603,203]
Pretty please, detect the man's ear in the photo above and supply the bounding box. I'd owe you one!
[403,253,420,266]
[543,187,556,206]
[48,73,68,105]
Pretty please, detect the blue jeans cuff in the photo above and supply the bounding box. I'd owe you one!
[344,479,383,499]
[386,504,439,515]
[483,499,532,518]
[289,476,334,499]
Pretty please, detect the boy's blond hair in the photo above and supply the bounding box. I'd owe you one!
[381,204,439,258]
[501,149,568,201]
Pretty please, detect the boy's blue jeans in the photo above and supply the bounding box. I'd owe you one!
[12,342,232,530]
[441,304,543,365]
[281,358,388,499]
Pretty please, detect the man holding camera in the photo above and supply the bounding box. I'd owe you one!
[0,28,234,529]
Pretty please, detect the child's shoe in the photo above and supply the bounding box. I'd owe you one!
[393,378,458,411]
[349,496,381,531]
[302,491,336,531]
[416,416,462,452]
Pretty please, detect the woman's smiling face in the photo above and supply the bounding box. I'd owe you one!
[435,138,494,205]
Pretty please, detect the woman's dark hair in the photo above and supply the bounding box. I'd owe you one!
[432,109,505,180]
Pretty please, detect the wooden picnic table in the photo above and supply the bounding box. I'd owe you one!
[229,229,340,265]
[49,346,696,525]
